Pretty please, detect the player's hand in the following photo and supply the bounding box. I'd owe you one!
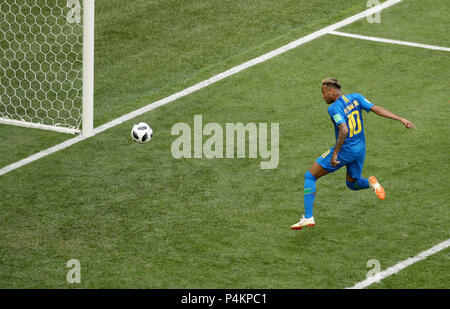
[331,152,340,167]
[401,118,417,130]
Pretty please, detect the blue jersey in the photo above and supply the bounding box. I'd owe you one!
[327,93,374,156]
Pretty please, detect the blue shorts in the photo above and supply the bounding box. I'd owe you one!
[316,146,366,179]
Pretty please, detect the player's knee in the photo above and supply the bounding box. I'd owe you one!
[304,171,317,193]
[346,179,359,191]
[305,170,317,182]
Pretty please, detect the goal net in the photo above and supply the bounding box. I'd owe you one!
[0,0,93,135]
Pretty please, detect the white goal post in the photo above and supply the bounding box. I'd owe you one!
[0,0,94,136]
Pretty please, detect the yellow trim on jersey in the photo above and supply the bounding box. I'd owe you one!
[342,95,349,103]
[321,150,330,158]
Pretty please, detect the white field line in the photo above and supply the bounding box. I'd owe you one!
[329,30,450,52]
[0,117,80,134]
[348,238,450,289]
[0,0,403,176]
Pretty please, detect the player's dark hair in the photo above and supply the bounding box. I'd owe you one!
[321,78,341,90]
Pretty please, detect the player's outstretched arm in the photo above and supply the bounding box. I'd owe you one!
[370,105,417,130]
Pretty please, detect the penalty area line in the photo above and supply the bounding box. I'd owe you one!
[348,238,450,289]
[0,0,403,176]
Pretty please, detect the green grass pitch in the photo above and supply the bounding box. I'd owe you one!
[0,0,449,288]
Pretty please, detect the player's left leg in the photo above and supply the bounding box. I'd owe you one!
[291,150,334,230]
[291,162,327,230]
[304,162,328,217]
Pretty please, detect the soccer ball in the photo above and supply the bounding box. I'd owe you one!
[131,122,153,143]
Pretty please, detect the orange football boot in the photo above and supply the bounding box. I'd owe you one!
[369,176,385,200]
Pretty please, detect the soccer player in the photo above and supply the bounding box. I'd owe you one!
[290,78,417,230]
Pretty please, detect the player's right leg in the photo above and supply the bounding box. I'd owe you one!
[345,173,370,191]
[346,174,384,200]
[346,155,385,200]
